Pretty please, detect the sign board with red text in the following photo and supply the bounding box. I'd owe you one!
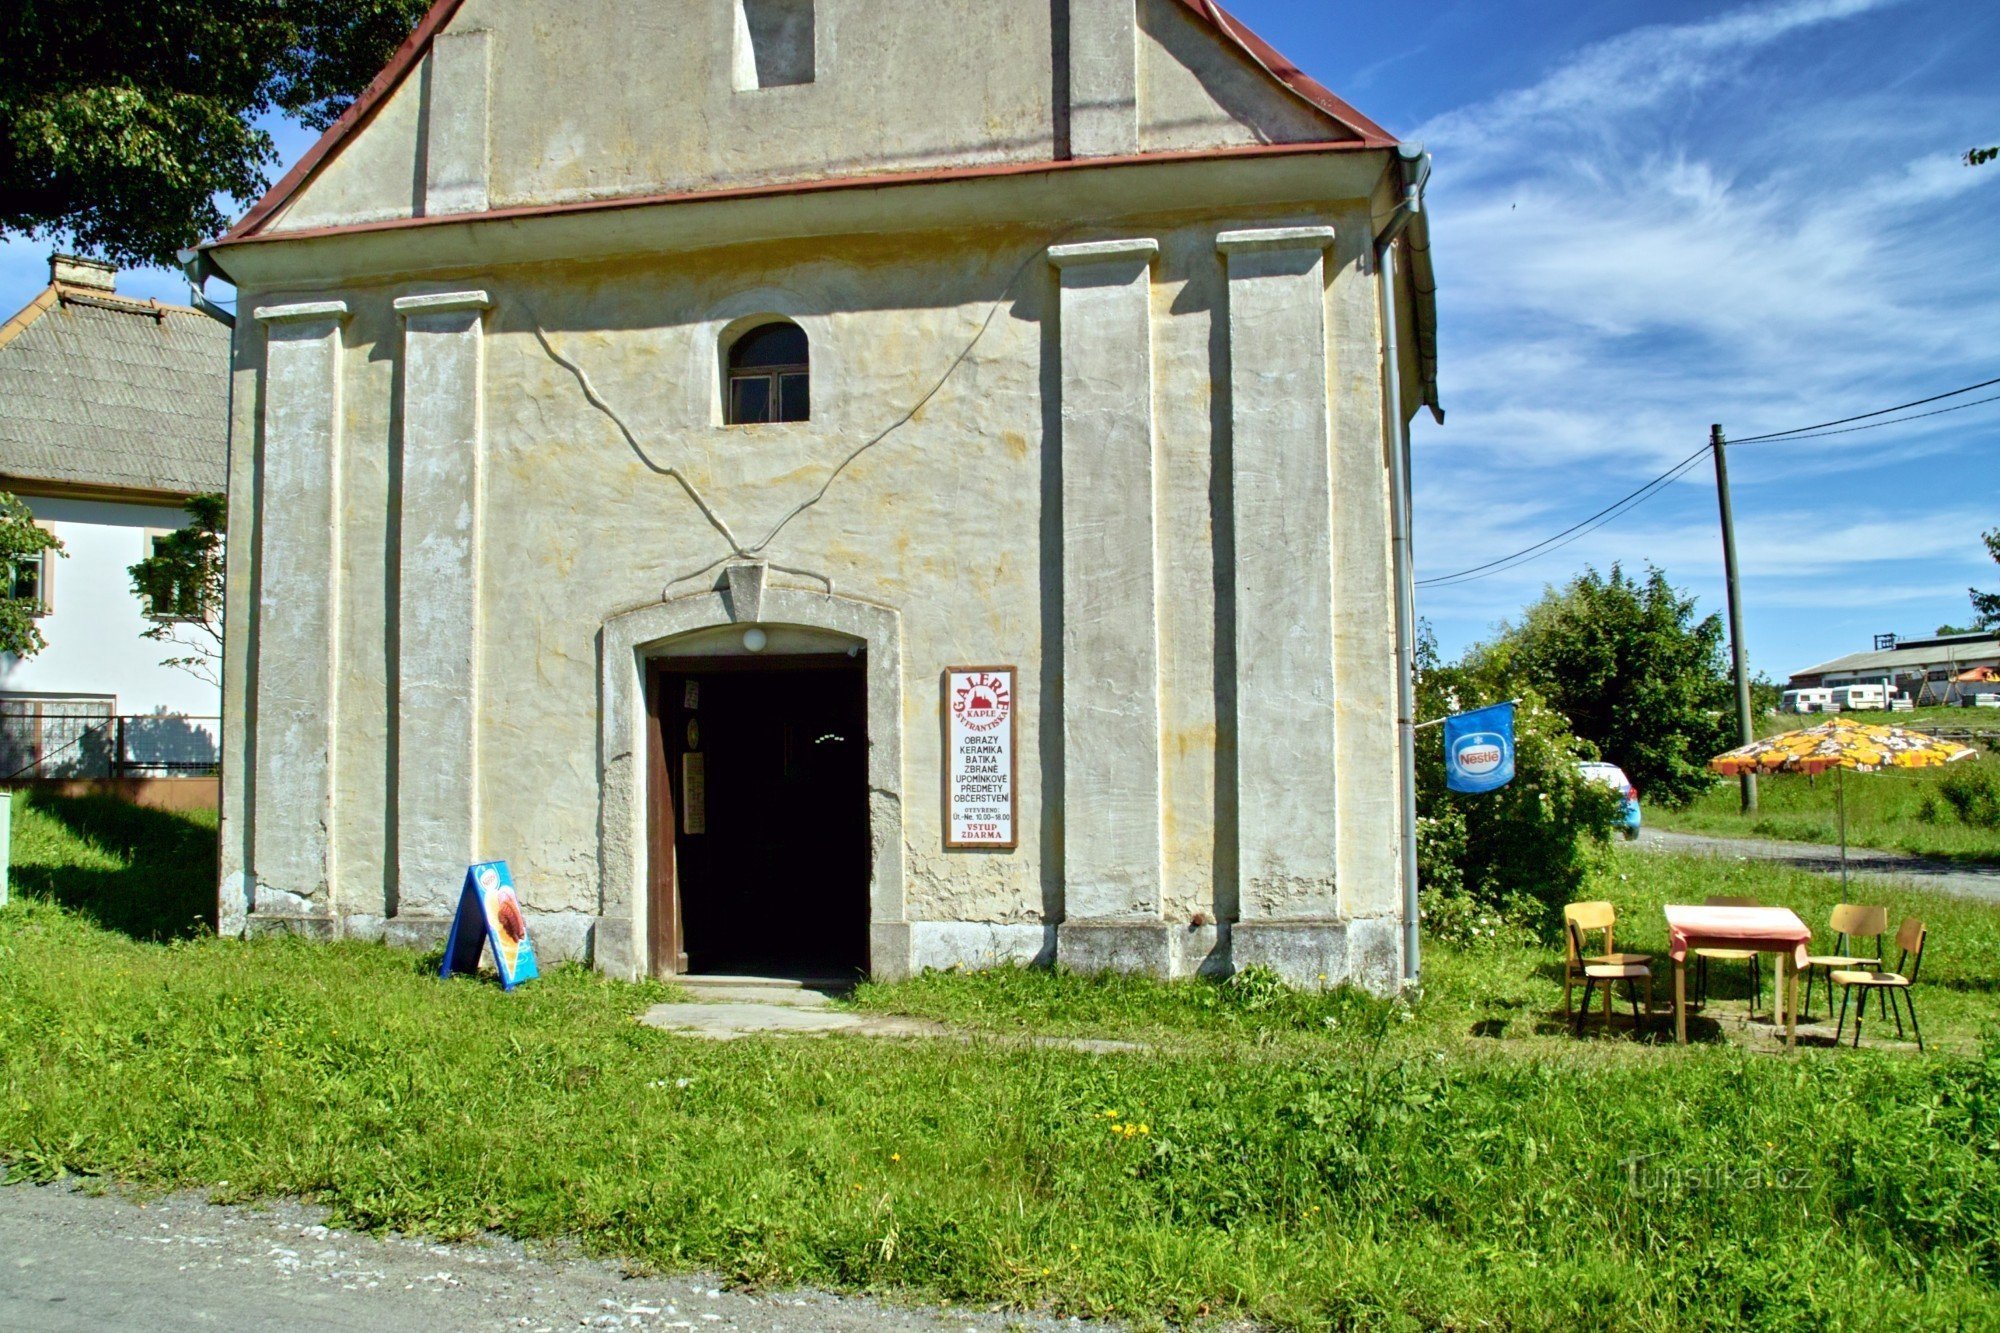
[944,667,1017,849]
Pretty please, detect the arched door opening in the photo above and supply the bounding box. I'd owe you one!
[647,649,869,981]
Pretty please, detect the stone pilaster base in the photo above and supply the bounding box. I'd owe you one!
[243,912,338,941]
[1230,917,1404,994]
[1056,919,1177,975]
[592,916,638,980]
[869,921,915,982]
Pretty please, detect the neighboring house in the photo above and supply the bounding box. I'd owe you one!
[0,255,227,778]
[197,0,1440,991]
[1787,632,2000,706]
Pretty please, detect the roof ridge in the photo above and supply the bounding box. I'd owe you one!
[52,286,193,319]
[56,290,206,320]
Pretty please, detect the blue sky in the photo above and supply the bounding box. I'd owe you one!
[2,0,1993,681]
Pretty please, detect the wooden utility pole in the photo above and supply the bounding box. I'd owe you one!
[1711,424,1758,813]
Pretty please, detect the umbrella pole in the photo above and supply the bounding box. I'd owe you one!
[1837,765,1848,891]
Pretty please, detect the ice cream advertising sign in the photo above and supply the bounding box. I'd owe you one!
[1444,702,1517,794]
[439,861,541,990]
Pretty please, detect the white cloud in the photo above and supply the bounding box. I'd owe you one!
[1420,0,1906,168]
[1405,0,1999,673]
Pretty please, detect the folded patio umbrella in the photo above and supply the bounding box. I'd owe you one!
[1708,717,1977,885]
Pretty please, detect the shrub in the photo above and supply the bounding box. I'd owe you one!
[1939,766,2000,830]
[1414,627,1621,942]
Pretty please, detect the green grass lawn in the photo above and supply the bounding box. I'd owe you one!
[1646,748,2000,865]
[1761,705,1995,738]
[1649,703,2000,864]
[3,793,1999,1328]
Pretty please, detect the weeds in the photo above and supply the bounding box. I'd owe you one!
[1,797,1997,1327]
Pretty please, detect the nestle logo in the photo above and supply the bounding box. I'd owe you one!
[1453,733,1506,775]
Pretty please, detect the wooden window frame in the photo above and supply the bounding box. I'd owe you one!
[9,547,51,618]
[723,322,811,426]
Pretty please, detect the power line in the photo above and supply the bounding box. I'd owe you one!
[1730,391,2000,444]
[1415,445,1708,588]
[1727,374,2000,443]
[1414,376,2000,590]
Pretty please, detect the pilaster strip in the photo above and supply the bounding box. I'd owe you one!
[1049,239,1166,931]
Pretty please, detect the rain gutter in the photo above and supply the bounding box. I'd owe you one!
[1375,143,1432,989]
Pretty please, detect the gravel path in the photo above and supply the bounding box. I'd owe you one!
[0,1179,1106,1333]
[1631,828,2000,903]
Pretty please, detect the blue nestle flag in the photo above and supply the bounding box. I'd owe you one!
[1444,703,1516,794]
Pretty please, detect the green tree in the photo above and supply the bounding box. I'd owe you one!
[1968,528,2000,631]
[1474,564,1733,807]
[1413,625,1620,945]
[129,493,224,684]
[1969,146,1999,167]
[0,493,63,658]
[2,1,432,267]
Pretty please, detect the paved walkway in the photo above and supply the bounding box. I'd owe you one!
[0,1179,1102,1332]
[1632,828,2000,903]
[639,979,1145,1053]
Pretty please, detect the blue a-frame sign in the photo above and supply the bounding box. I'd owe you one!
[439,861,540,991]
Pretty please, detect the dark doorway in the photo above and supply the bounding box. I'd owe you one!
[650,654,870,980]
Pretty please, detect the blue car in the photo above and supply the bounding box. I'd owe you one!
[1579,761,1642,840]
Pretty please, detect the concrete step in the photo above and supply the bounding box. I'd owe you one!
[674,973,854,991]
[669,974,854,1008]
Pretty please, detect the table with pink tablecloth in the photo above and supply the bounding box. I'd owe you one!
[1664,905,1812,1046]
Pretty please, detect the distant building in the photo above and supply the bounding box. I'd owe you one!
[0,254,228,777]
[1787,632,2000,706]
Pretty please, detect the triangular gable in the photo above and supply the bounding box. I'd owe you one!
[1164,0,1394,144]
[222,0,1395,244]
[224,0,466,241]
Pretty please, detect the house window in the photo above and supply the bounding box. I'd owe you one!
[725,321,811,424]
[734,0,815,90]
[138,532,204,621]
[8,549,50,617]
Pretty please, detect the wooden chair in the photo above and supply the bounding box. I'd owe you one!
[1833,918,1927,1052]
[1693,896,1763,1014]
[1563,902,1653,1033]
[1801,903,1887,1022]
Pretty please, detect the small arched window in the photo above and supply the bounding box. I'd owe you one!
[725,321,810,424]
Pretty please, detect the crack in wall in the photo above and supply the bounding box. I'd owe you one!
[524,235,1063,601]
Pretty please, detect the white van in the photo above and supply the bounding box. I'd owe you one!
[1828,684,1888,712]
[1780,688,1833,714]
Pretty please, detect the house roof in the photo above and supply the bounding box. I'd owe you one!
[220,0,1398,244]
[1791,637,2000,680]
[0,280,229,499]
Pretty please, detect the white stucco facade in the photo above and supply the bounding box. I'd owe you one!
[205,0,1438,991]
[0,496,221,767]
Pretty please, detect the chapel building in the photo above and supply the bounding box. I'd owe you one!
[199,0,1442,990]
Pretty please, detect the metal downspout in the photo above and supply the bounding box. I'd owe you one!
[1376,145,1429,989]
[177,247,236,329]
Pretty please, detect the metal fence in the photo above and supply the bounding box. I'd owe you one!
[0,703,221,779]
